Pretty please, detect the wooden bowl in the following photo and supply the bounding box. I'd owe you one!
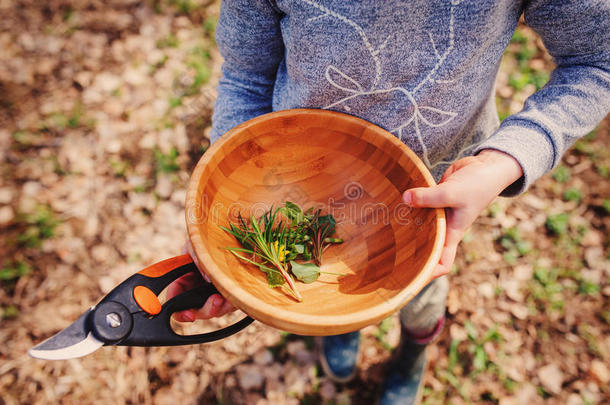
[186,109,445,335]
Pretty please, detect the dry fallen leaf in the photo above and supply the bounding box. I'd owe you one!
[537,363,564,395]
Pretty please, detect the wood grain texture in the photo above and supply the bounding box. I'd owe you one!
[185,109,445,335]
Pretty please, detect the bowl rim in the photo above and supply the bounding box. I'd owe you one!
[185,108,446,335]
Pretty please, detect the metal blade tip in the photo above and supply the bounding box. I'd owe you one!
[28,332,104,360]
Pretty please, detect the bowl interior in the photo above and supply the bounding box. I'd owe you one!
[186,109,444,335]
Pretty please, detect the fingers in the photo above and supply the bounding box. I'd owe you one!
[168,271,236,321]
[171,239,237,322]
[166,272,203,301]
[172,290,236,322]
[429,227,462,281]
[430,240,458,279]
[406,156,485,209]
[439,156,478,183]
[403,182,461,208]
[167,272,203,322]
[173,309,196,322]
[189,293,236,320]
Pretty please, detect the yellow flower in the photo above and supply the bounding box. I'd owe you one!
[273,240,288,262]
[279,245,288,262]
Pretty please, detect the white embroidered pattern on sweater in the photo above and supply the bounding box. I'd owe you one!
[299,0,480,169]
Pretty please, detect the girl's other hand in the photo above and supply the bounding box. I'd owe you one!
[403,149,523,280]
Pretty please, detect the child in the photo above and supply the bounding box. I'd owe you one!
[169,1,610,403]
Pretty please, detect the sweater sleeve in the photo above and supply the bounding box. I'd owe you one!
[474,0,610,196]
[209,0,284,144]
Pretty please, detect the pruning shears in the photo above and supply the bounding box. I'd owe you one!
[28,255,254,360]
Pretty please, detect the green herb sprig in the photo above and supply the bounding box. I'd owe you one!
[221,209,302,301]
[221,202,344,301]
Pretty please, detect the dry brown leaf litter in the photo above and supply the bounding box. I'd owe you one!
[1,1,608,404]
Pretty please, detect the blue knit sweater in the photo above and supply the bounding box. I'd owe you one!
[210,0,610,195]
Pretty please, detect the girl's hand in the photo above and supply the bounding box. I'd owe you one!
[166,239,236,321]
[403,149,523,280]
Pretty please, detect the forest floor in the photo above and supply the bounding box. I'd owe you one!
[1,1,608,404]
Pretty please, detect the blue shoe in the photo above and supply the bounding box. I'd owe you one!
[379,339,427,405]
[319,331,360,382]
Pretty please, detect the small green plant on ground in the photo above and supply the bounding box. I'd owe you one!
[1,260,32,298]
[551,165,571,183]
[430,323,504,404]
[156,34,179,49]
[510,30,535,62]
[602,199,610,214]
[185,46,212,95]
[168,96,183,109]
[528,266,565,313]
[545,212,569,235]
[12,130,39,147]
[109,158,130,178]
[203,15,217,37]
[62,5,74,21]
[498,227,532,264]
[1,305,20,320]
[563,188,582,203]
[507,29,549,91]
[168,44,212,103]
[374,316,394,351]
[574,132,598,158]
[578,279,601,296]
[487,201,501,217]
[150,55,169,74]
[578,324,604,358]
[16,205,59,248]
[601,309,610,326]
[465,321,502,375]
[508,70,549,92]
[154,147,181,173]
[43,101,90,130]
[0,261,31,283]
[596,164,609,178]
[168,0,198,15]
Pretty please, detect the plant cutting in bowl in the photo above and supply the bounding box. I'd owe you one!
[221,201,345,302]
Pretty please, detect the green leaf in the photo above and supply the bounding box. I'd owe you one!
[154,147,180,173]
[227,250,275,273]
[0,261,30,281]
[464,321,478,341]
[579,279,600,295]
[0,268,18,280]
[318,214,336,234]
[483,325,501,342]
[266,271,285,287]
[551,165,571,183]
[473,345,487,371]
[603,199,610,214]
[546,213,569,235]
[563,188,582,203]
[293,244,305,254]
[448,339,460,372]
[279,201,307,225]
[516,240,532,256]
[286,249,299,261]
[2,305,19,320]
[290,261,320,284]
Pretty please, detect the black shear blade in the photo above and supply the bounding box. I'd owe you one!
[28,308,104,360]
